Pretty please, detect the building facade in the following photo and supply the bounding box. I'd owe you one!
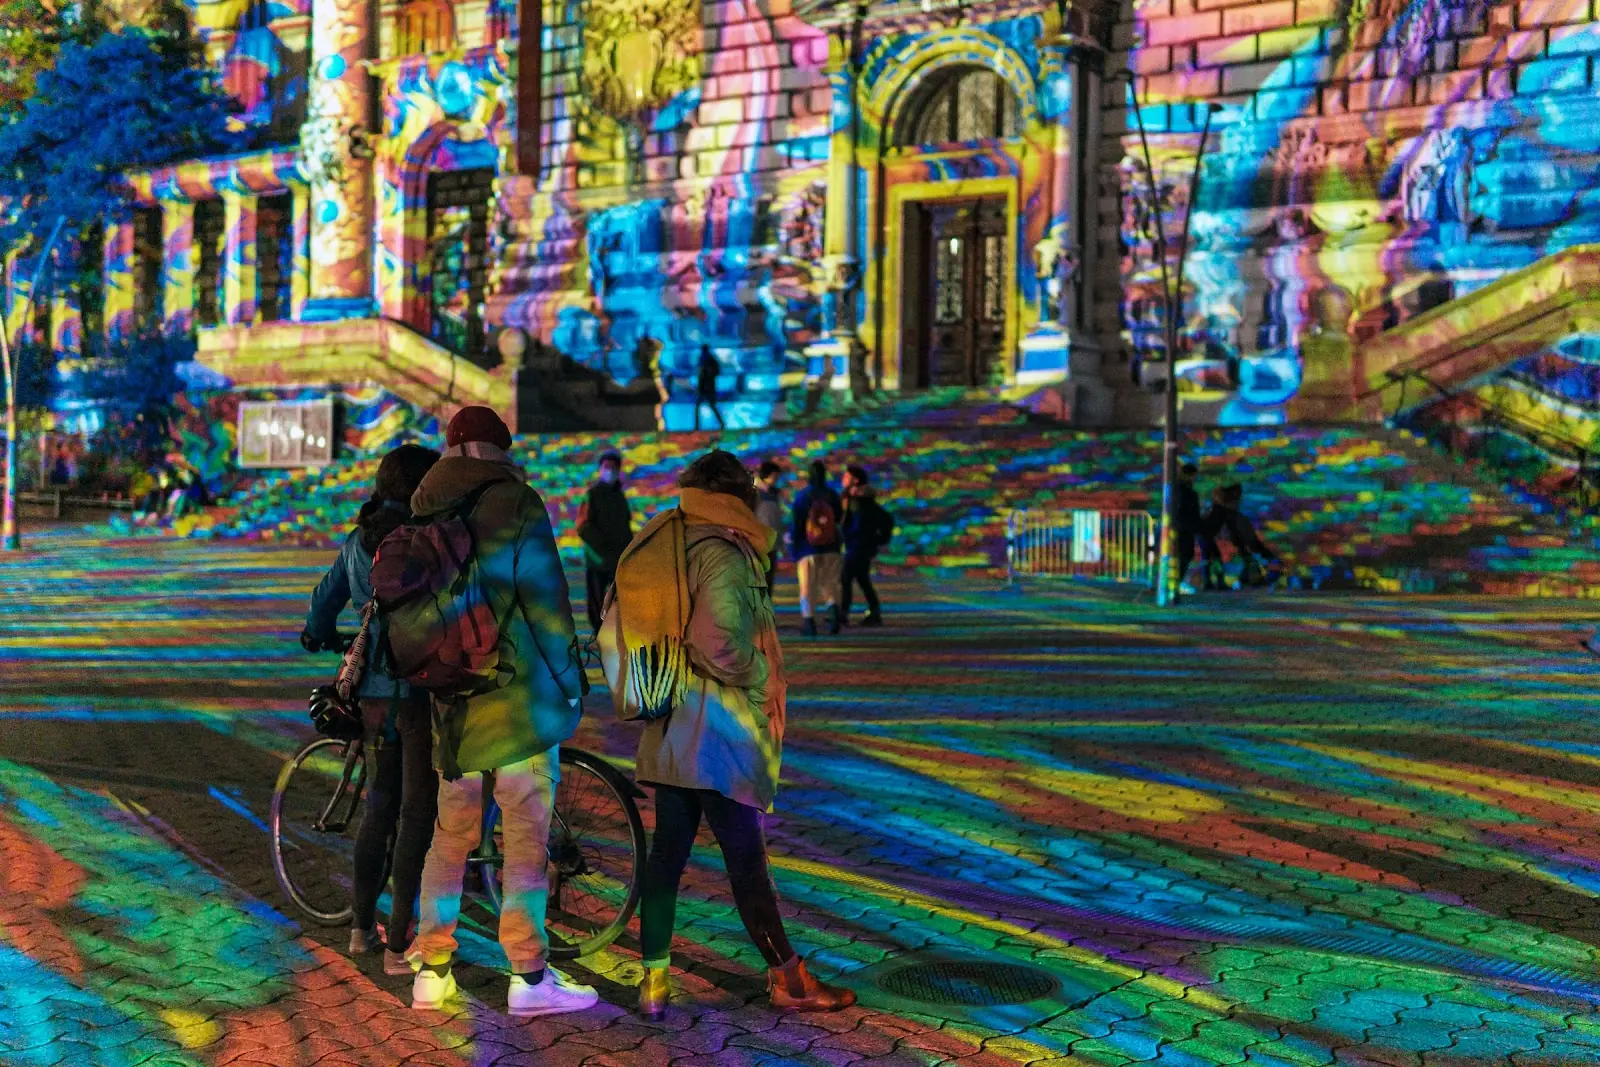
[20,0,1600,445]
[1106,0,1600,433]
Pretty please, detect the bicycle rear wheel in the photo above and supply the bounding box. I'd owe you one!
[271,737,366,925]
[478,748,645,959]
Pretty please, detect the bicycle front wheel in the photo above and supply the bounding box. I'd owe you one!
[271,737,366,925]
[546,748,646,959]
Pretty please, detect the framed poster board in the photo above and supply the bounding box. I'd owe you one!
[237,399,335,468]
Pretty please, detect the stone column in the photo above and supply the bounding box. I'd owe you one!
[301,0,375,320]
[821,34,858,305]
[160,200,196,336]
[290,182,312,320]
[807,17,868,395]
[51,291,80,356]
[223,191,260,325]
[102,220,136,343]
[1017,33,1113,423]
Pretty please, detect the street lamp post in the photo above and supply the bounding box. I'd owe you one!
[1109,69,1219,606]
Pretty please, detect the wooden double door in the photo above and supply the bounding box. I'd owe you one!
[426,168,495,364]
[902,196,1008,389]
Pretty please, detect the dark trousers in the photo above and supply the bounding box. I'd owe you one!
[841,552,880,619]
[694,394,724,431]
[638,785,795,969]
[352,694,437,951]
[1176,530,1196,585]
[763,556,776,599]
[585,565,615,632]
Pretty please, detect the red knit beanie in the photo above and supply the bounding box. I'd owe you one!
[446,406,512,451]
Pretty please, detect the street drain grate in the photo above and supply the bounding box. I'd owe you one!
[877,960,1059,1006]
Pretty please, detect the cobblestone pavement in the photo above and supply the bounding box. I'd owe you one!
[7,528,1600,1065]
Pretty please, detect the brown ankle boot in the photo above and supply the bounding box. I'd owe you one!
[767,956,856,1012]
[637,966,671,1020]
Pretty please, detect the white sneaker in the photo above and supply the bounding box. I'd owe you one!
[411,965,458,1011]
[508,968,599,1017]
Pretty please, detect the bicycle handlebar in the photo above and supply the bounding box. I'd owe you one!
[300,630,357,654]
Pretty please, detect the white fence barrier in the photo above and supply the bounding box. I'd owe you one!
[1006,509,1155,586]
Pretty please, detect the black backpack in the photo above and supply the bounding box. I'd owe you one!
[870,500,896,549]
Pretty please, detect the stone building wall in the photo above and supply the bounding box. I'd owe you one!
[486,0,835,428]
[1097,0,1600,424]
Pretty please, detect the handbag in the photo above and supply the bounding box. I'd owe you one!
[336,600,377,703]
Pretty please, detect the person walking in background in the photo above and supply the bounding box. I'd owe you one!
[754,460,786,593]
[1201,482,1278,589]
[1175,462,1202,594]
[637,336,669,431]
[790,460,843,636]
[840,465,893,627]
[578,450,633,633]
[696,344,725,431]
[302,443,441,976]
[400,407,597,1018]
[600,450,857,1019]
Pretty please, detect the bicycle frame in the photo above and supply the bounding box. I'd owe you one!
[312,743,366,835]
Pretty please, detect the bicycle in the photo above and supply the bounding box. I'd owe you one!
[273,639,646,960]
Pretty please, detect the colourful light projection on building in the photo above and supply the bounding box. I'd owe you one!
[36,0,1113,436]
[1121,0,1600,436]
[13,0,1600,455]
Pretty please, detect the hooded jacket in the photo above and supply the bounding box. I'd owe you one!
[789,482,842,561]
[305,529,408,703]
[409,443,584,775]
[579,479,633,570]
[842,487,893,560]
[633,498,786,811]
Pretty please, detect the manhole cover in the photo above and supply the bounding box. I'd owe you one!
[877,960,1060,1006]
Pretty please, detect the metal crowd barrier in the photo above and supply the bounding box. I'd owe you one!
[1006,508,1156,586]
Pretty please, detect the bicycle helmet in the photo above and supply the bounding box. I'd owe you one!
[308,685,363,741]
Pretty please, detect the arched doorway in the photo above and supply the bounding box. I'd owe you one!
[894,65,1022,145]
[425,166,495,364]
[892,65,1023,389]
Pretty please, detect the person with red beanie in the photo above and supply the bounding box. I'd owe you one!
[444,405,514,451]
[404,406,599,1018]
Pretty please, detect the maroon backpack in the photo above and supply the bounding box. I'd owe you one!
[370,484,508,699]
[805,495,838,548]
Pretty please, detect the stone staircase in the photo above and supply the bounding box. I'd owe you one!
[1361,426,1600,595]
[138,420,1600,597]
[196,318,516,428]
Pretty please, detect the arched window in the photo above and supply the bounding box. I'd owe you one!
[893,65,1022,148]
[397,0,455,56]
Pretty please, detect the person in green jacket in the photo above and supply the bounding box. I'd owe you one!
[403,407,598,1019]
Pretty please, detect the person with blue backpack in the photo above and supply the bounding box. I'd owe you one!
[301,443,441,976]
[373,407,597,1018]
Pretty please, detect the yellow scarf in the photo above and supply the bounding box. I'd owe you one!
[611,489,774,716]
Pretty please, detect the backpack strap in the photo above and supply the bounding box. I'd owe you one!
[454,480,505,525]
